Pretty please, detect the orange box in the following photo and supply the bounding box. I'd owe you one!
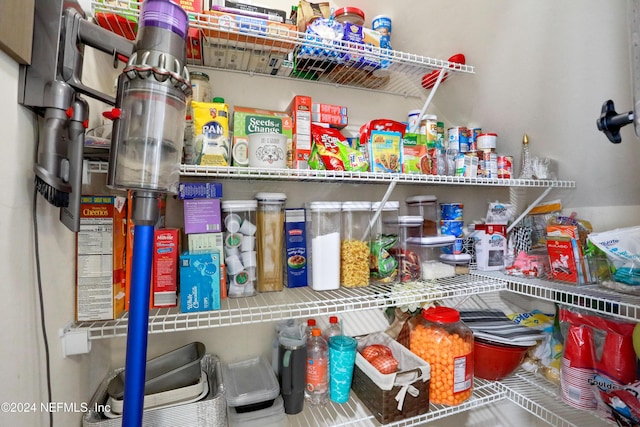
[199,10,298,50]
[153,229,180,307]
[286,95,312,169]
[76,196,127,321]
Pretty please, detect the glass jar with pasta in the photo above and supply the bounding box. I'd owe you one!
[340,201,372,288]
[255,192,287,292]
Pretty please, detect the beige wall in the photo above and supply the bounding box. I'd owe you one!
[1,1,637,426]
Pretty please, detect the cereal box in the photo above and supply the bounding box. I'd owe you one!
[76,196,127,321]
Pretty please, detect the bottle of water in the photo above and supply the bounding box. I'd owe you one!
[323,316,341,341]
[305,328,329,406]
[305,318,317,341]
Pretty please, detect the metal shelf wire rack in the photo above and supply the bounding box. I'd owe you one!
[89,0,474,99]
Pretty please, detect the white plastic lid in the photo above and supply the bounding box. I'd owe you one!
[397,215,424,227]
[255,192,287,203]
[222,200,258,211]
[371,201,399,211]
[406,235,456,247]
[408,109,421,117]
[308,201,342,212]
[342,201,372,211]
[406,195,437,205]
[223,356,280,407]
[421,114,437,121]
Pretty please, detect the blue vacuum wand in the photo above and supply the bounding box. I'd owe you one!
[105,1,191,425]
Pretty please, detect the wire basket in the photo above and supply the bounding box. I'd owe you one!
[351,332,430,425]
[82,354,226,427]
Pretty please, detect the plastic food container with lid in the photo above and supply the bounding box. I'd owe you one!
[223,356,281,413]
[306,201,342,291]
[341,201,372,288]
[407,306,474,405]
[370,201,400,284]
[334,7,365,26]
[406,236,457,280]
[188,71,211,103]
[385,215,423,282]
[406,195,438,236]
[255,192,287,293]
[222,200,258,298]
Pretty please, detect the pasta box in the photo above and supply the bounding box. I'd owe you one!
[284,208,307,288]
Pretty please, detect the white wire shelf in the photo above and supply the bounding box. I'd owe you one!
[70,274,506,340]
[84,161,576,188]
[472,271,640,322]
[90,1,474,99]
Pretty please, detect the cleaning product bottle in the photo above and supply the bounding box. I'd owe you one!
[323,316,342,341]
[305,328,329,406]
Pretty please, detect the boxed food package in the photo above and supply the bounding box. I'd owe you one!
[311,112,348,129]
[286,95,312,169]
[152,228,180,308]
[401,133,428,174]
[352,332,430,424]
[284,208,307,288]
[180,251,221,313]
[76,196,127,321]
[312,103,347,116]
[368,130,402,173]
[232,106,293,168]
[474,224,507,271]
[183,198,222,234]
[178,181,223,200]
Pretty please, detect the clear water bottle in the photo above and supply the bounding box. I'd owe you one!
[305,318,317,341]
[323,316,342,341]
[305,328,329,406]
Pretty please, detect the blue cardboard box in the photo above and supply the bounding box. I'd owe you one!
[284,209,308,288]
[179,251,221,312]
[177,182,223,200]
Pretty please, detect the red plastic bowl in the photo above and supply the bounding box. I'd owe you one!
[474,339,529,381]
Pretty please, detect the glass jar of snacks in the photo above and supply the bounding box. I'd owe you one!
[408,306,474,405]
[340,201,372,288]
[307,202,342,291]
[255,192,287,293]
[221,200,258,298]
[369,201,399,284]
[405,195,438,237]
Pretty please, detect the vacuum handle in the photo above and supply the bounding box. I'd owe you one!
[597,99,634,143]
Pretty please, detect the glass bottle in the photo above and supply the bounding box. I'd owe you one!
[519,133,534,179]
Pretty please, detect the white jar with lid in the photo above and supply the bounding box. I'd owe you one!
[189,71,212,103]
[255,192,287,293]
[370,201,400,284]
[221,200,258,298]
[341,202,372,288]
[306,202,341,291]
[405,195,438,237]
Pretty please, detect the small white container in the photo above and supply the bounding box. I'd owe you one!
[477,133,498,150]
[248,133,287,169]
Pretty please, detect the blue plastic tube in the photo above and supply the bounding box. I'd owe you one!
[122,224,154,427]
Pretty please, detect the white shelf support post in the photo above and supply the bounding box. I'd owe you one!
[507,186,554,234]
[59,324,91,357]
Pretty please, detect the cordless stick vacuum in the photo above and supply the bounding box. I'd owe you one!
[19,1,191,425]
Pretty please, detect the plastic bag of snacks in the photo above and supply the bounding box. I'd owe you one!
[309,124,368,171]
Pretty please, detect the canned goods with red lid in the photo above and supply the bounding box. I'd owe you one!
[497,155,513,179]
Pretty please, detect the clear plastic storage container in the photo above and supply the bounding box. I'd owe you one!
[223,356,281,412]
[221,200,258,298]
[389,216,424,282]
[370,201,400,284]
[341,201,372,288]
[407,306,473,405]
[306,202,342,291]
[255,192,287,292]
[406,195,438,237]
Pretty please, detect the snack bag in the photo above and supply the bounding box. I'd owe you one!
[309,124,368,171]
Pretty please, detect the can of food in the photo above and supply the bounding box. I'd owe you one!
[420,114,438,147]
[481,150,497,178]
[497,155,513,179]
[437,121,445,148]
[372,15,392,38]
[477,133,498,150]
[448,126,468,152]
[468,128,482,151]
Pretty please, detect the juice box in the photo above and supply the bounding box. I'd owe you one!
[286,95,312,169]
[76,196,127,321]
[180,251,221,313]
[232,105,293,167]
[152,229,180,307]
[284,209,308,288]
[402,133,427,174]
